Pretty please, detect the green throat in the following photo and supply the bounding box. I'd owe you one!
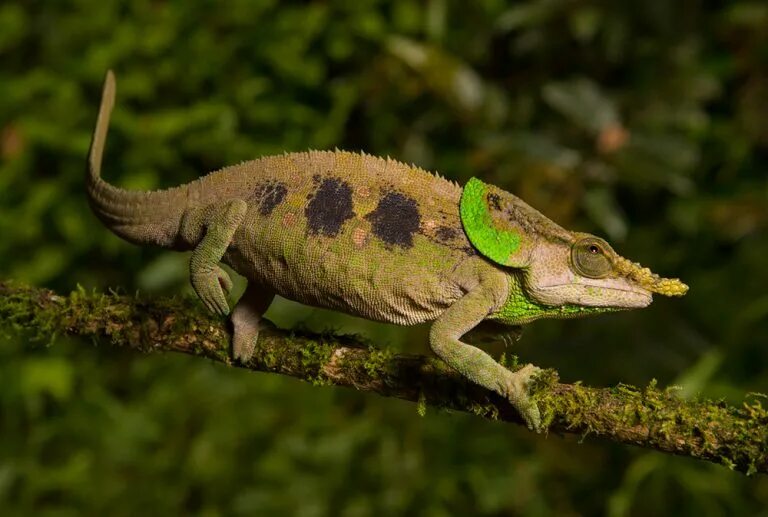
[491,273,618,325]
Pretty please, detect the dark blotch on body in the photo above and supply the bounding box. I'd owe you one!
[434,225,459,243]
[305,177,355,237]
[366,191,421,249]
[433,224,475,256]
[252,181,288,216]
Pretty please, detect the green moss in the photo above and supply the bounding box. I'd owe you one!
[500,353,519,370]
[299,339,336,386]
[362,347,394,378]
[467,400,500,420]
[417,390,427,417]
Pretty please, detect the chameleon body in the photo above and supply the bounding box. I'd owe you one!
[87,72,688,430]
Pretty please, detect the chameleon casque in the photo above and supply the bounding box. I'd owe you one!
[87,71,688,430]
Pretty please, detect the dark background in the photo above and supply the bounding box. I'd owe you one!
[1,1,767,515]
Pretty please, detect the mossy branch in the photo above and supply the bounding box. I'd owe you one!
[2,279,766,474]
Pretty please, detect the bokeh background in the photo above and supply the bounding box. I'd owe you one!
[1,1,768,515]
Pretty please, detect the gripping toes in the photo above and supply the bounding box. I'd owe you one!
[232,320,274,363]
[191,265,233,316]
[232,327,257,363]
[232,312,274,363]
[230,284,276,364]
[505,364,544,432]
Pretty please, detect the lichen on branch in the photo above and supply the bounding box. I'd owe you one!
[1,279,766,475]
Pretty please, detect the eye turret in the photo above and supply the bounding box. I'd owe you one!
[571,237,613,279]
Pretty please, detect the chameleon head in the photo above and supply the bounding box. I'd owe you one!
[460,178,688,323]
[523,232,688,309]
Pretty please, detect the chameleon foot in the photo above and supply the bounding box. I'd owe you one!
[232,319,275,363]
[505,363,544,432]
[191,265,233,316]
[230,284,276,363]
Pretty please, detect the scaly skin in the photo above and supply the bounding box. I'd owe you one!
[86,71,688,431]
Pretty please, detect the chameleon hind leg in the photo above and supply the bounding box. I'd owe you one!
[189,199,248,316]
[429,279,543,431]
[231,282,275,363]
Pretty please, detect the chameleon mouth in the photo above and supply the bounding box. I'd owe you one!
[536,284,653,308]
[587,286,653,308]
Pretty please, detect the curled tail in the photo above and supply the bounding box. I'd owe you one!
[87,70,188,247]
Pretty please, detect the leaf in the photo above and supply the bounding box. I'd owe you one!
[386,35,487,116]
[543,78,619,134]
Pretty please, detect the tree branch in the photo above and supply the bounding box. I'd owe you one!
[1,279,766,474]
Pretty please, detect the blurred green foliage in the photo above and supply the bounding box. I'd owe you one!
[1,0,768,514]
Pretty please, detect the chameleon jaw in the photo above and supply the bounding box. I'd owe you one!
[612,256,689,297]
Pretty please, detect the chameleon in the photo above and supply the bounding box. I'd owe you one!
[86,71,688,431]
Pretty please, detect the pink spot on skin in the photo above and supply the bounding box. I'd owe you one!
[282,212,296,226]
[357,186,371,198]
[352,227,368,247]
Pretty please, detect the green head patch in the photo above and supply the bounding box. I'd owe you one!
[460,178,521,265]
[460,177,572,268]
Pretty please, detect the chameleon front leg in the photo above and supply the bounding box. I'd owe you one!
[429,279,543,431]
[189,199,248,316]
[231,282,275,363]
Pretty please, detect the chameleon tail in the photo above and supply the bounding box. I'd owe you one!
[86,70,188,248]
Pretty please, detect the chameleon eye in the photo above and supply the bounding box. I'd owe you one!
[571,237,613,279]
